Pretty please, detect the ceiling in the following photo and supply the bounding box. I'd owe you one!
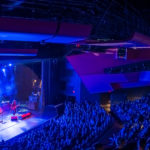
[0,0,150,91]
[1,0,150,40]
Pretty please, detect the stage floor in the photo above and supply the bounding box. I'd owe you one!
[0,111,49,141]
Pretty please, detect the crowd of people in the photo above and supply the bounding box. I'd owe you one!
[1,96,150,150]
[110,96,150,150]
[4,101,112,150]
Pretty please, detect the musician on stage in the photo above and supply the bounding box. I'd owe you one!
[11,99,17,115]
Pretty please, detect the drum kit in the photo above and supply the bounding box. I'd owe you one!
[0,100,17,123]
[0,100,30,122]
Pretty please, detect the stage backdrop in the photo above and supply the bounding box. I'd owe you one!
[15,63,41,102]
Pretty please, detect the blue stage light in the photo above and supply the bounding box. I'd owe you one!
[8,63,12,67]
[2,68,5,72]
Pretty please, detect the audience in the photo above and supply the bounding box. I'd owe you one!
[110,96,150,150]
[2,95,150,150]
[5,101,111,150]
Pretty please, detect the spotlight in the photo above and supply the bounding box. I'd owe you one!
[8,63,12,67]
[2,68,5,73]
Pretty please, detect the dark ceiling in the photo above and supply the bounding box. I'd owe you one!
[0,0,150,61]
[129,0,150,21]
[0,0,150,40]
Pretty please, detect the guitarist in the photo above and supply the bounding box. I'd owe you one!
[11,100,18,115]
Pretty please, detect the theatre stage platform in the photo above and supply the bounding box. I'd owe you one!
[0,111,52,141]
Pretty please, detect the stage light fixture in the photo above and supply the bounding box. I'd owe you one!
[8,63,12,67]
[2,68,5,73]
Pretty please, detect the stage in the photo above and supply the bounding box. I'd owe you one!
[0,110,53,141]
